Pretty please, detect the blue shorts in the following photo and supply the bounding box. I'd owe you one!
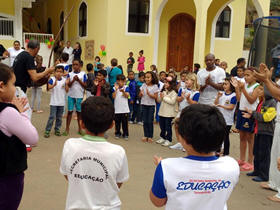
[236,110,255,133]
[68,97,83,112]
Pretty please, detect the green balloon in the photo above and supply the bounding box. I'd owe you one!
[102,51,106,56]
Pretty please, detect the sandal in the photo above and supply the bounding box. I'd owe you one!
[141,137,148,142]
[267,195,280,203]
[260,183,277,191]
[147,138,153,143]
[77,131,85,136]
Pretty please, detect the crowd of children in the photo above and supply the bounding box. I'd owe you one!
[2,46,280,210]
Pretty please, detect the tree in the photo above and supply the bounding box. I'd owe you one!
[271,0,280,10]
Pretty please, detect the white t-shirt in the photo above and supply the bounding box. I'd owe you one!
[48,77,66,106]
[140,83,159,106]
[217,92,237,125]
[239,82,259,111]
[151,156,239,210]
[67,71,87,98]
[234,76,245,84]
[8,47,24,67]
[158,81,164,92]
[197,67,226,105]
[113,85,130,114]
[60,136,129,210]
[63,47,74,65]
[58,63,70,73]
[178,87,200,111]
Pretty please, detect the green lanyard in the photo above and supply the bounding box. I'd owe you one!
[82,135,106,142]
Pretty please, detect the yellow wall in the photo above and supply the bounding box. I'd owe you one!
[0,0,14,16]
[157,0,196,71]
[45,0,65,36]
[213,0,247,70]
[0,40,14,49]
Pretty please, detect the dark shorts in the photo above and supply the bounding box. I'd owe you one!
[236,110,255,133]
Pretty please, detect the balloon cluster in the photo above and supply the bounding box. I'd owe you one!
[44,38,55,49]
[98,45,106,56]
[25,37,35,44]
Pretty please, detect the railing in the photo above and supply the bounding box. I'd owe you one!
[0,18,14,37]
[23,33,54,44]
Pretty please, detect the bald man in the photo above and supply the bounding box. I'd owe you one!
[197,54,226,105]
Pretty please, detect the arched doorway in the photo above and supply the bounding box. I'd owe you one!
[166,13,195,72]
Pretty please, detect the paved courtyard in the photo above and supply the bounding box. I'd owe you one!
[19,90,278,210]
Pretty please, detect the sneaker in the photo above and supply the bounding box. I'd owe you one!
[123,136,129,140]
[55,130,61,136]
[252,176,266,182]
[240,162,254,171]
[137,122,143,125]
[162,140,171,147]
[156,138,165,144]
[246,171,258,177]
[115,134,121,139]
[169,142,184,150]
[44,131,50,138]
[128,121,134,124]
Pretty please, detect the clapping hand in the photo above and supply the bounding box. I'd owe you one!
[205,75,211,85]
[73,75,79,81]
[242,108,252,119]
[153,155,163,166]
[114,83,119,90]
[254,63,273,82]
[11,97,28,113]
[94,80,98,86]
[230,77,239,88]
[160,92,164,98]
[186,93,191,101]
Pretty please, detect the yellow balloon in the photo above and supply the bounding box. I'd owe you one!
[99,51,103,56]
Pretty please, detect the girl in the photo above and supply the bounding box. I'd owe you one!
[232,67,261,171]
[137,50,145,72]
[73,42,82,61]
[94,56,101,76]
[139,71,159,143]
[0,63,38,209]
[156,77,178,147]
[155,71,167,123]
[170,73,200,150]
[214,78,237,156]
[150,64,158,75]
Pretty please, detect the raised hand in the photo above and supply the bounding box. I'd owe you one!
[11,97,28,113]
[94,80,98,86]
[217,92,223,98]
[186,93,191,101]
[114,83,119,90]
[153,155,163,166]
[230,77,238,88]
[254,63,273,82]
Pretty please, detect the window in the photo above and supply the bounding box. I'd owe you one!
[79,2,87,37]
[60,12,64,40]
[0,16,14,37]
[128,0,150,33]
[47,18,52,34]
[215,6,231,38]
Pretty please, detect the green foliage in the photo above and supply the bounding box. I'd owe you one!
[271,0,280,10]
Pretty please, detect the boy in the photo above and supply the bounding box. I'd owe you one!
[220,61,230,77]
[91,70,111,97]
[86,63,95,98]
[150,104,239,210]
[63,59,87,136]
[127,52,135,73]
[59,52,70,76]
[193,63,200,74]
[126,71,137,123]
[113,74,130,139]
[60,96,129,210]
[244,87,276,182]
[234,67,245,83]
[44,66,68,138]
[134,71,145,125]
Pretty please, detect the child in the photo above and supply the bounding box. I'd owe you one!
[60,96,129,210]
[156,77,178,147]
[94,56,101,76]
[139,71,159,142]
[155,71,167,123]
[44,66,68,138]
[231,67,261,171]
[31,55,45,113]
[150,104,240,209]
[0,63,38,209]
[60,52,70,76]
[150,64,158,75]
[234,67,245,83]
[91,70,110,98]
[113,74,130,139]
[170,73,200,150]
[137,50,145,72]
[214,78,237,156]
[220,61,230,77]
[178,71,188,89]
[244,87,276,182]
[126,71,137,124]
[193,63,200,74]
[127,52,135,73]
[85,63,95,98]
[134,71,145,124]
[63,59,87,136]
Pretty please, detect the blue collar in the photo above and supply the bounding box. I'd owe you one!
[184,155,218,161]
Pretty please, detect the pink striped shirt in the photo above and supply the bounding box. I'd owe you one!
[0,107,38,145]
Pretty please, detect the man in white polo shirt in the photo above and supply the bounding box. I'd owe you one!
[63,41,74,71]
[197,54,226,105]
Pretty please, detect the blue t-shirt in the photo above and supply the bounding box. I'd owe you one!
[109,67,123,87]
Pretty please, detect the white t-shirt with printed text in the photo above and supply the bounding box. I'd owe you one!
[113,85,130,114]
[48,76,67,106]
[197,67,226,105]
[60,136,129,210]
[67,71,87,98]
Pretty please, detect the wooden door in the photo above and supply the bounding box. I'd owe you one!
[167,14,195,72]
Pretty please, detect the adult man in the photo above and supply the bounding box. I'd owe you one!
[13,40,54,93]
[63,41,74,71]
[197,53,225,105]
[230,58,246,77]
[7,40,24,66]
